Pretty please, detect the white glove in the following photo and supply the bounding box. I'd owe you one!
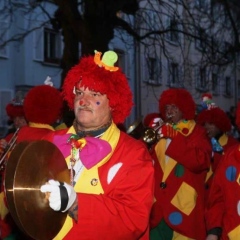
[40,179,76,212]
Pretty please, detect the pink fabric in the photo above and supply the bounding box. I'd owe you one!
[53,135,112,169]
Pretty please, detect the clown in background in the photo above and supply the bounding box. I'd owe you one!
[0,82,63,240]
[205,102,240,240]
[150,88,212,240]
[197,103,238,204]
[16,83,63,142]
[0,95,27,240]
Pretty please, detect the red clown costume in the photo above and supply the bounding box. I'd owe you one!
[0,98,27,240]
[150,88,212,240]
[17,84,63,142]
[197,106,238,203]
[43,51,154,239]
[205,102,240,239]
[0,85,63,240]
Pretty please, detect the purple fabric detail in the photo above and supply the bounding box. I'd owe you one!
[53,134,72,158]
[80,137,112,169]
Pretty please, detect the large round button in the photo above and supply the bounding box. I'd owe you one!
[160,182,167,189]
[91,178,98,186]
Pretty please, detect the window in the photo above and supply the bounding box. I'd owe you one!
[168,63,180,87]
[166,17,180,43]
[236,52,240,66]
[145,57,161,85]
[169,19,179,42]
[44,28,62,64]
[195,0,207,9]
[238,79,240,99]
[224,76,232,96]
[114,49,129,77]
[144,10,158,31]
[195,28,207,51]
[212,73,219,94]
[0,21,8,58]
[195,67,208,91]
[0,89,13,127]
[223,42,233,62]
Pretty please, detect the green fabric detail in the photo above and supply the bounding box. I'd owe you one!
[150,219,173,240]
[173,119,188,130]
[175,164,184,177]
[3,233,17,240]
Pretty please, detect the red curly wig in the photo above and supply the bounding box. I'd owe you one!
[197,107,231,133]
[159,88,196,120]
[24,85,63,124]
[62,55,133,124]
[6,104,25,120]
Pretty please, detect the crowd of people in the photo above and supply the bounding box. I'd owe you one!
[0,50,240,240]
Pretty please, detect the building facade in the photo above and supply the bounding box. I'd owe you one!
[135,0,240,120]
[0,1,136,136]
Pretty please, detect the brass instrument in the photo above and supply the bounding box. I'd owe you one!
[142,118,164,145]
[126,118,144,140]
[0,128,19,171]
[4,140,69,240]
[142,115,173,145]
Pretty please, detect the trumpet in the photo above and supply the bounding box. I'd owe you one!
[0,128,19,171]
[142,122,163,145]
[142,115,173,145]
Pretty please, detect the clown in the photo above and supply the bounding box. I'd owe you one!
[150,88,212,240]
[0,95,27,240]
[197,106,238,203]
[205,102,240,240]
[40,50,154,240]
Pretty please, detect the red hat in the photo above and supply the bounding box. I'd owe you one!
[62,50,133,124]
[143,112,161,127]
[24,85,63,124]
[202,93,212,101]
[159,88,196,120]
[6,104,24,120]
[197,107,231,132]
[6,91,25,120]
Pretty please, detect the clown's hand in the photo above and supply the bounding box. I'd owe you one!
[40,179,76,212]
[158,123,178,139]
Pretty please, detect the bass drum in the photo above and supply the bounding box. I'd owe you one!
[4,140,70,240]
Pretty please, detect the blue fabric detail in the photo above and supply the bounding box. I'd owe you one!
[211,138,223,153]
[225,166,237,182]
[168,211,183,225]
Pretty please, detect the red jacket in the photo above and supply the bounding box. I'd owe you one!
[48,129,155,240]
[150,124,211,240]
[205,135,238,203]
[206,144,240,240]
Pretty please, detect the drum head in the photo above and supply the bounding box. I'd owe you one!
[5,140,70,240]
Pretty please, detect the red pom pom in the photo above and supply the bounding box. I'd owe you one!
[182,128,189,135]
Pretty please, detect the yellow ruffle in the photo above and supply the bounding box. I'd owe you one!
[28,122,55,131]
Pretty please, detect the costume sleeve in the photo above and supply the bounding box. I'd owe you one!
[205,162,224,232]
[76,147,154,239]
[166,127,211,173]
